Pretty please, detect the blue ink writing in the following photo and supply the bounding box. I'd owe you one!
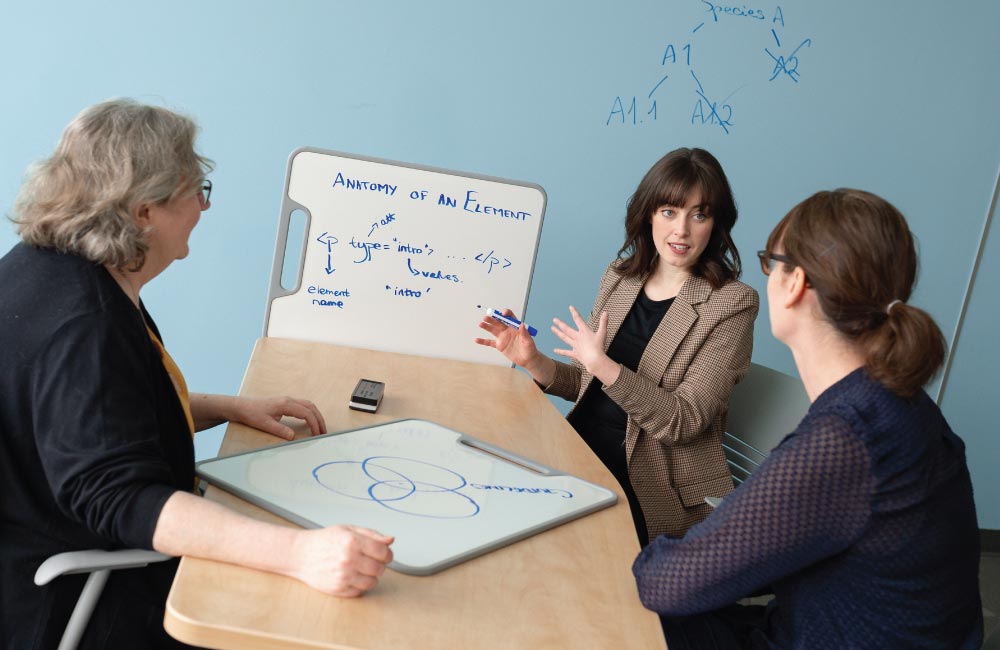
[470,483,573,498]
[648,74,669,99]
[608,93,660,126]
[313,456,480,519]
[308,286,350,297]
[702,0,766,22]
[368,212,395,237]
[396,241,429,255]
[311,456,575,521]
[662,44,676,65]
[607,96,634,125]
[332,172,397,196]
[765,37,811,83]
[311,298,345,308]
[690,71,734,134]
[385,285,429,298]
[315,232,338,275]
[438,194,457,208]
[315,232,338,250]
[407,258,460,283]
[599,2,810,131]
[474,250,512,274]
[349,237,390,264]
[463,191,531,221]
[661,44,691,67]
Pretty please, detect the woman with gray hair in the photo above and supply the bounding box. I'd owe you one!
[0,99,394,649]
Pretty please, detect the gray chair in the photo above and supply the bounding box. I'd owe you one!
[724,362,812,485]
[34,549,171,650]
[706,362,811,508]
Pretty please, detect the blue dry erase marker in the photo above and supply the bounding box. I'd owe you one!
[485,307,538,337]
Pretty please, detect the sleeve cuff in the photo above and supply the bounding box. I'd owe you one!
[543,359,582,401]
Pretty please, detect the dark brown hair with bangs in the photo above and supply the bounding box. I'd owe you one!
[614,147,741,287]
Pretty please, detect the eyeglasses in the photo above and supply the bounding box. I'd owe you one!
[197,179,212,207]
[756,250,796,276]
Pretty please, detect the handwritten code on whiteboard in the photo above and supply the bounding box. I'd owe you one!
[265,148,546,365]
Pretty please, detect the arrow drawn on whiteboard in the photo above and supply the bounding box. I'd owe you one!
[316,232,338,274]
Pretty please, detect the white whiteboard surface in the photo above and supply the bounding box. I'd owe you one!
[265,148,546,365]
[196,419,616,575]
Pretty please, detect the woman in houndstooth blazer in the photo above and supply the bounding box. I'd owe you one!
[477,148,758,544]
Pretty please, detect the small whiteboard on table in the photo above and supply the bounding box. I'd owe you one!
[265,148,546,365]
[196,419,616,575]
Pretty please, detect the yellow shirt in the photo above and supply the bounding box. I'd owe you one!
[146,327,195,437]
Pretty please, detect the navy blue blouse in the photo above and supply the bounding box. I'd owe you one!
[633,368,983,649]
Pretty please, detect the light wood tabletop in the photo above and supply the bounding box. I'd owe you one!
[164,337,666,649]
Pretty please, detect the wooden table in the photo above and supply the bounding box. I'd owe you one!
[164,338,666,649]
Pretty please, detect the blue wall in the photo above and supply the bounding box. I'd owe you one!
[2,0,998,527]
[940,175,1000,531]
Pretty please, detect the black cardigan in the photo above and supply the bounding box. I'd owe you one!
[0,243,195,649]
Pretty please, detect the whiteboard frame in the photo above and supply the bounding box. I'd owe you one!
[195,419,617,575]
[262,147,547,366]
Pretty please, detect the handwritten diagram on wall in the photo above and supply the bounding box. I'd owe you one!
[606,1,813,133]
[265,149,546,365]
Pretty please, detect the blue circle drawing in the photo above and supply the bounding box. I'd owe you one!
[312,456,481,519]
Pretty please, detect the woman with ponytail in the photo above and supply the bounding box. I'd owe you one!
[632,189,983,649]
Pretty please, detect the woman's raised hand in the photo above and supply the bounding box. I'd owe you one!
[552,307,620,385]
[475,308,542,368]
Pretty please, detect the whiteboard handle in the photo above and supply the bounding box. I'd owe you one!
[458,437,557,476]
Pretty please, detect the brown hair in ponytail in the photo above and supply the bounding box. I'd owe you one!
[765,189,946,398]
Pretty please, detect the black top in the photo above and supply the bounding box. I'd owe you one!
[634,369,983,649]
[0,243,195,649]
[567,291,673,545]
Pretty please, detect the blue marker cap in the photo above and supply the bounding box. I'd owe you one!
[485,307,538,337]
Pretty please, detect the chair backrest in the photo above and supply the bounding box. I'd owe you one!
[723,362,811,485]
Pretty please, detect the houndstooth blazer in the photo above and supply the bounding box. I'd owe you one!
[546,263,759,540]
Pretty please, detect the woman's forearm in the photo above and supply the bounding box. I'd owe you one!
[151,491,394,597]
[188,393,237,431]
[522,353,557,387]
[152,491,297,575]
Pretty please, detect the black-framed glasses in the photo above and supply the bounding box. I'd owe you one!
[198,179,213,207]
[757,250,795,276]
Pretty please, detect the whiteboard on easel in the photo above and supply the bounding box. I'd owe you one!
[196,419,617,575]
[264,148,546,365]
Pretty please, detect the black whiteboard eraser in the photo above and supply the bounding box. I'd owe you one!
[349,379,384,413]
